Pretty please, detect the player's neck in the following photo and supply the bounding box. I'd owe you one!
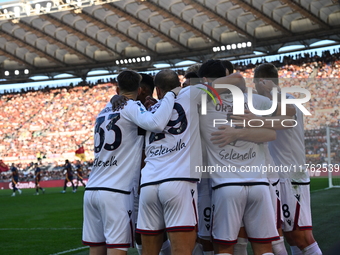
[120,91,138,100]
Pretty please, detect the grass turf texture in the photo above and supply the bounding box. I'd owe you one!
[0,178,339,255]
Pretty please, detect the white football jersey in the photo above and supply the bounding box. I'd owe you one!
[264,142,280,183]
[140,84,205,187]
[87,93,175,193]
[200,93,273,189]
[268,94,309,183]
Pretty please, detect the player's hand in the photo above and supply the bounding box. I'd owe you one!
[110,95,128,111]
[144,96,158,110]
[171,86,182,96]
[211,125,239,147]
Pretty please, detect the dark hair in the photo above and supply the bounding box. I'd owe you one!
[198,59,226,79]
[140,73,155,93]
[221,60,234,74]
[117,70,142,92]
[184,72,199,79]
[254,63,279,85]
[154,69,180,92]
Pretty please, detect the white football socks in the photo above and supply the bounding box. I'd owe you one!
[234,237,248,255]
[303,242,322,255]
[192,242,204,255]
[135,243,142,255]
[272,236,288,255]
[290,246,303,255]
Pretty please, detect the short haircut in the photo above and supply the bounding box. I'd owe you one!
[140,73,155,92]
[185,71,199,79]
[221,60,234,74]
[185,64,201,75]
[154,69,180,92]
[117,70,142,92]
[198,59,226,79]
[254,63,279,85]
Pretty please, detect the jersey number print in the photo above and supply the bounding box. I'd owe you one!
[95,113,122,153]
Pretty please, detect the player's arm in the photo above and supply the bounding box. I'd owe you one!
[110,95,129,111]
[230,111,295,130]
[210,125,276,148]
[144,96,158,110]
[211,72,246,92]
[126,89,179,133]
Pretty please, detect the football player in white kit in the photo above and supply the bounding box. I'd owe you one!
[82,70,180,255]
[209,64,300,255]
[221,78,293,255]
[136,69,205,255]
[199,61,280,255]
[253,63,322,255]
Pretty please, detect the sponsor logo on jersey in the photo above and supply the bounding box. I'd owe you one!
[148,139,186,157]
[93,156,118,168]
[219,148,256,161]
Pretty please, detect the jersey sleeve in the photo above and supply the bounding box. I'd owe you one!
[124,92,175,132]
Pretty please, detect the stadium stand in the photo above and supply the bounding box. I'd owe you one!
[0,50,339,181]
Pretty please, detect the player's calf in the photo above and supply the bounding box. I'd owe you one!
[284,228,321,254]
[284,228,315,250]
[141,232,164,255]
[251,241,274,255]
[168,229,196,255]
[214,243,234,255]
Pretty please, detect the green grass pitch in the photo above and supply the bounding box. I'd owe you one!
[0,178,339,255]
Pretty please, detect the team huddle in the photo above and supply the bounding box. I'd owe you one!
[82,60,322,255]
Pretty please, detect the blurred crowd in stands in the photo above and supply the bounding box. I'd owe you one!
[0,49,339,179]
[304,129,340,166]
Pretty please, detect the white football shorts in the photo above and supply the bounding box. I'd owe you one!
[269,179,283,229]
[280,178,312,232]
[211,185,279,244]
[197,178,212,240]
[82,190,135,250]
[136,181,198,234]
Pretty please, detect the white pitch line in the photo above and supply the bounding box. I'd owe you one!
[49,246,88,255]
[0,228,82,231]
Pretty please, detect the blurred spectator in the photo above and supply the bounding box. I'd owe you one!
[0,49,339,180]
